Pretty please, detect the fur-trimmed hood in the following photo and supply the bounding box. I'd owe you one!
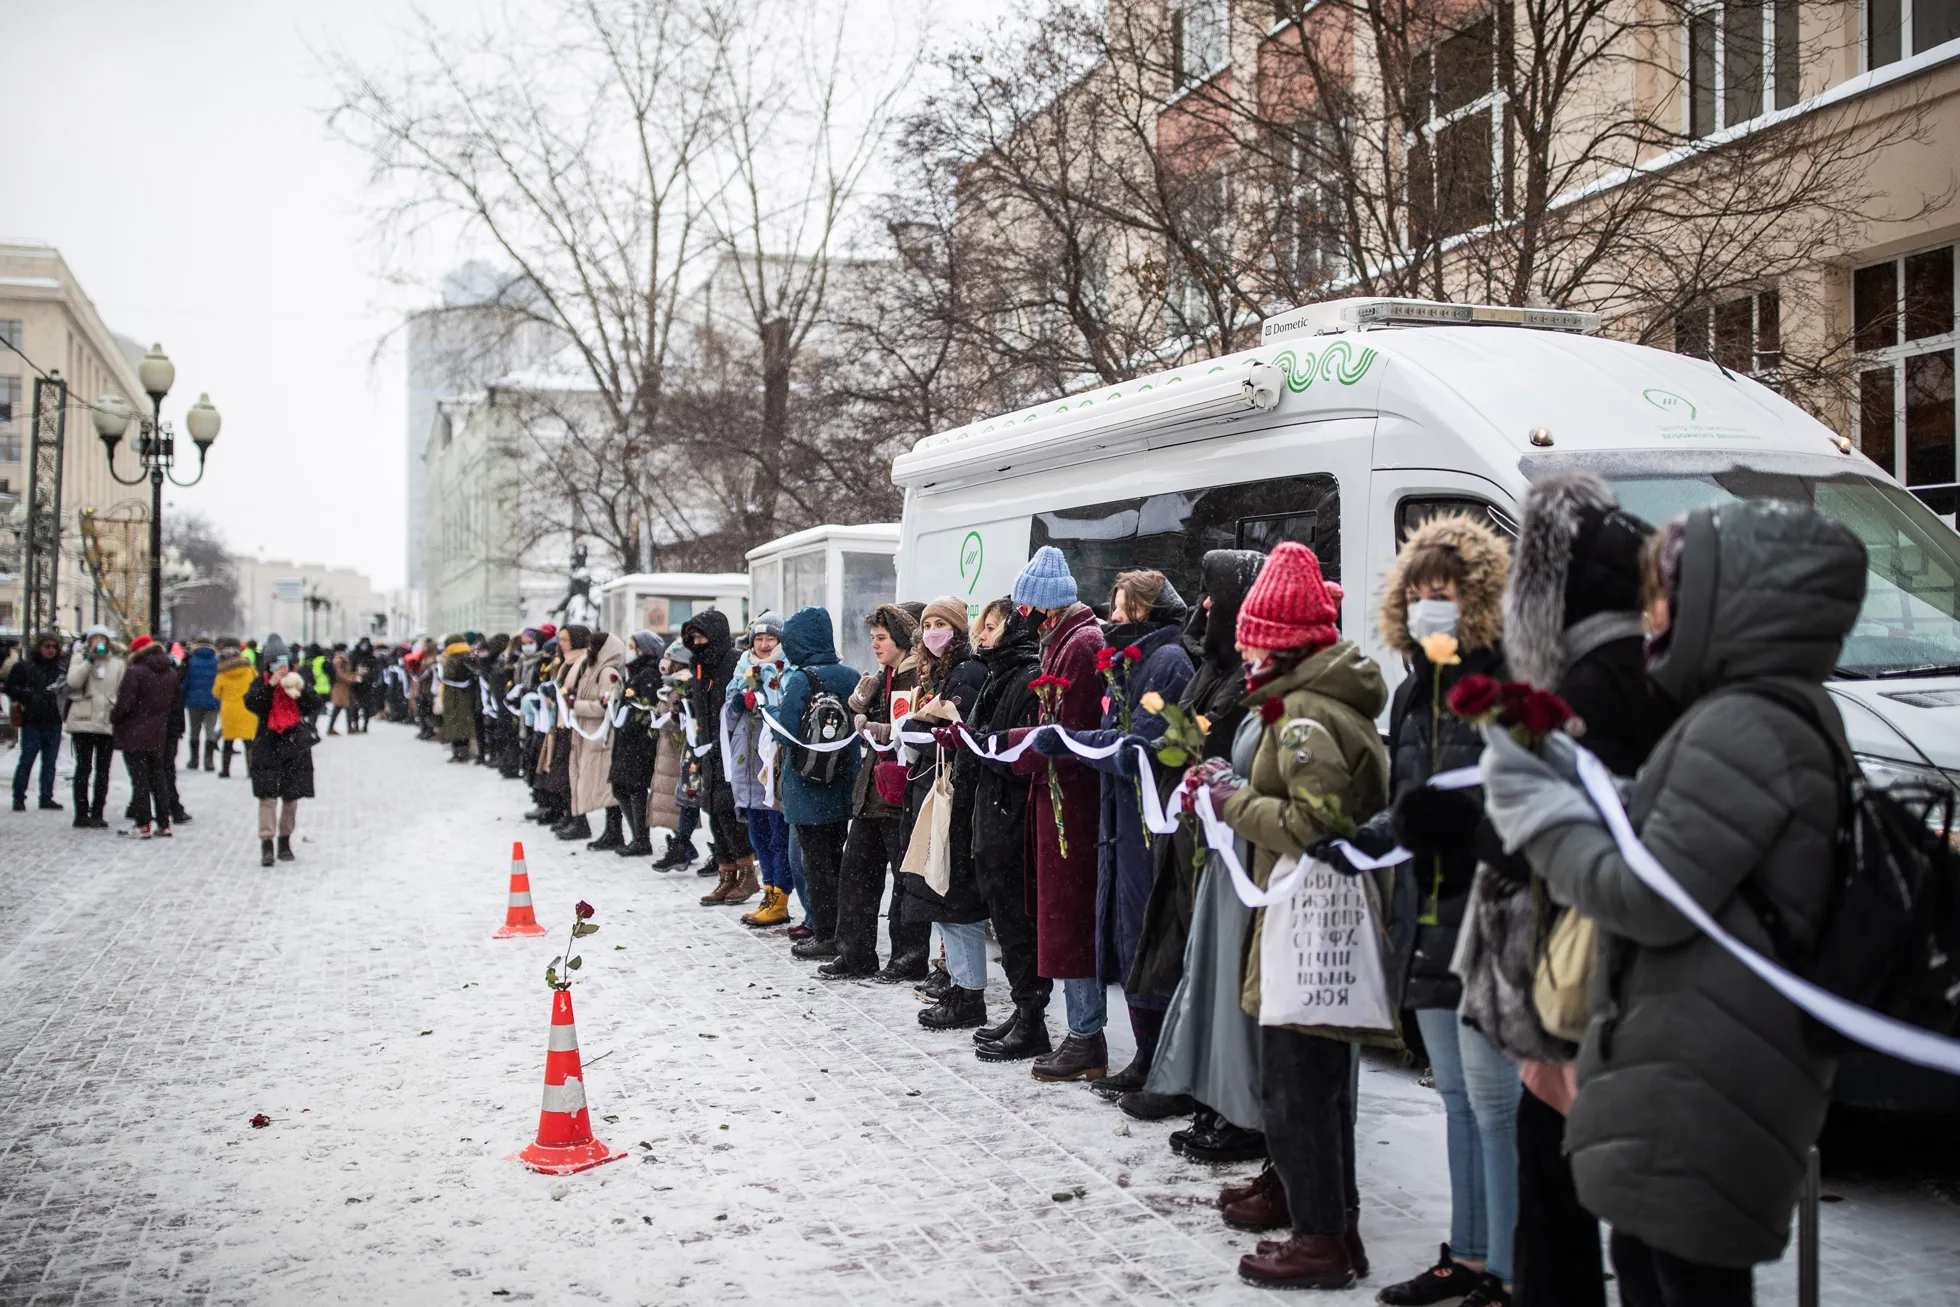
[1505,471,1654,689]
[1377,513,1510,658]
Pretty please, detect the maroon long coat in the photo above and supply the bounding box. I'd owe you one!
[1006,603,1106,979]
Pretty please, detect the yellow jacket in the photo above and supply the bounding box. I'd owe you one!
[213,657,260,741]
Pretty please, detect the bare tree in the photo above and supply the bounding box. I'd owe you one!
[162,512,240,639]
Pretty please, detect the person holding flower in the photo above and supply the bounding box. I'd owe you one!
[242,662,323,866]
[1206,540,1390,1290]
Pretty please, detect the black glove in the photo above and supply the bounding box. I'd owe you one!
[1306,835,1365,877]
[1473,815,1533,885]
[1391,785,1485,859]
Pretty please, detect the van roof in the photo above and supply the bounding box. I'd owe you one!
[891,325,1856,492]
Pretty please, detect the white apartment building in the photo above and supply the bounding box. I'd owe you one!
[230,554,393,647]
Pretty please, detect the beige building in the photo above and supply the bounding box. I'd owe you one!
[229,554,395,648]
[0,243,154,638]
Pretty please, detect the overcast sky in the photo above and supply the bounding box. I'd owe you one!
[1,0,1000,593]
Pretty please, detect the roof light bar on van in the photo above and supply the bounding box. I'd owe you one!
[1261,297,1600,342]
[892,360,1283,491]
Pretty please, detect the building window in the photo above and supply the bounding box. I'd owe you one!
[1672,289,1783,376]
[1868,0,1960,69]
[1855,243,1959,514]
[0,321,20,352]
[1687,0,1802,138]
[1276,119,1351,287]
[1172,0,1231,89]
[1407,14,1506,244]
[0,377,21,463]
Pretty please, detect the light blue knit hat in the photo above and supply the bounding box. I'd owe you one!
[1012,546,1077,610]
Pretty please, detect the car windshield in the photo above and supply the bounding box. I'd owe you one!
[1609,469,1960,678]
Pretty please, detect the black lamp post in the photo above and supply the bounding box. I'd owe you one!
[92,344,220,635]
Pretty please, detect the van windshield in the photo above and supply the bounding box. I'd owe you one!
[1608,469,1960,678]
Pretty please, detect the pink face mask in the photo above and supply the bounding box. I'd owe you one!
[921,627,956,656]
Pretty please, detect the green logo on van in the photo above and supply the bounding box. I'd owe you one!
[1643,388,1697,420]
[1271,341,1379,392]
[960,531,984,594]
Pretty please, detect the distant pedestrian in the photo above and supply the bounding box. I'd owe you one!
[244,664,322,866]
[182,638,222,771]
[111,635,180,839]
[328,642,359,736]
[213,640,260,778]
[6,630,68,813]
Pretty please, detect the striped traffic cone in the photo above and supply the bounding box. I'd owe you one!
[493,842,548,939]
[511,988,625,1175]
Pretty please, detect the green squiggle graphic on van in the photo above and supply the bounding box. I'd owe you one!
[960,531,984,594]
[1271,344,1378,392]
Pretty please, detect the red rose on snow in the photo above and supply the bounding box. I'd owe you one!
[249,1113,271,1129]
[575,900,595,920]
[1259,698,1286,725]
[1516,689,1573,738]
[1446,674,1501,720]
[1123,644,1142,660]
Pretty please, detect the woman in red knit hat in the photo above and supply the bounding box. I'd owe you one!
[1197,541,1393,1291]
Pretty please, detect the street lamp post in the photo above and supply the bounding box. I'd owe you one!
[92,345,220,635]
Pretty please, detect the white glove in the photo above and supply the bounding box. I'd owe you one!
[1479,722,1601,853]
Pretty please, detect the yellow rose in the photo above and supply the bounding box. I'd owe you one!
[1195,714,1211,733]
[1139,691,1165,714]
[1419,632,1461,667]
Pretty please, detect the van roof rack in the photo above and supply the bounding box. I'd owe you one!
[1262,297,1600,342]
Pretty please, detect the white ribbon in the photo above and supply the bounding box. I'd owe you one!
[1573,746,1960,1076]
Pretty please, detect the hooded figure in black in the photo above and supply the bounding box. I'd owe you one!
[680,610,753,887]
[609,631,668,858]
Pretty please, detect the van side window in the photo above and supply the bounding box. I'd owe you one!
[1032,473,1339,605]
[1396,497,1517,546]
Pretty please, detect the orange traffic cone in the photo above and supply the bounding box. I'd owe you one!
[494,842,548,939]
[511,988,625,1175]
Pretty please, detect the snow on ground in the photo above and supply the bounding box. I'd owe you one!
[0,725,1953,1305]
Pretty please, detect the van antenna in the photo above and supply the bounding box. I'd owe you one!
[1703,349,1736,382]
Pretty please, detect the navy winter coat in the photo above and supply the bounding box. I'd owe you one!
[182,646,220,712]
[772,606,861,827]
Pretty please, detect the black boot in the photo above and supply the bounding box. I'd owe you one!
[919,986,988,1031]
[260,839,276,867]
[554,813,592,841]
[586,807,624,851]
[975,1002,1053,1063]
[204,741,218,771]
[1169,1107,1268,1164]
[1117,1089,1197,1120]
[915,963,953,1001]
[219,749,232,778]
[974,1007,1020,1044]
[617,796,653,856]
[1092,1049,1151,1101]
[276,836,295,862]
[651,833,689,870]
[872,950,929,985]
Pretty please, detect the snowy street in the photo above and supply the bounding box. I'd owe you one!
[2,726,1956,1305]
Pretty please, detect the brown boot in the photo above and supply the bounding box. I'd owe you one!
[1221,1169,1290,1231]
[698,866,737,906]
[1030,1031,1107,1082]
[1220,1164,1279,1209]
[721,859,760,906]
[1237,1233,1355,1290]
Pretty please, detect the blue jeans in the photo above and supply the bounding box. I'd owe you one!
[941,921,989,989]
[12,726,61,804]
[1417,1006,1521,1281]
[744,807,791,891]
[674,804,700,845]
[1062,978,1107,1038]
[787,824,810,925]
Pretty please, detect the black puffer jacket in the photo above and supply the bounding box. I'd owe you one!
[902,651,990,924]
[4,644,67,731]
[1523,500,1862,1268]
[609,655,664,790]
[681,611,739,813]
[243,674,323,800]
[968,615,1041,905]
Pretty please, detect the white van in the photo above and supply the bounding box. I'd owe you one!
[746,523,900,671]
[595,572,750,642]
[892,297,1960,1108]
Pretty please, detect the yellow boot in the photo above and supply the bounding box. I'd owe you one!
[743,885,791,928]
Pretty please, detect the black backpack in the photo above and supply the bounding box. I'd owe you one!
[1727,681,1960,1051]
[791,667,853,785]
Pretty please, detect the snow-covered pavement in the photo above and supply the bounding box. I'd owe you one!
[1,725,1955,1305]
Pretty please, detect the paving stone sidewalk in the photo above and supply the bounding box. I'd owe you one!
[0,728,1954,1305]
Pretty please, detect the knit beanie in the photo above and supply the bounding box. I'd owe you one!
[920,595,970,634]
[1236,542,1342,652]
[631,630,665,658]
[1012,545,1077,610]
[749,611,785,640]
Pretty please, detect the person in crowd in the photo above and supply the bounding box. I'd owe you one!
[1456,472,1667,1307]
[244,661,323,866]
[1326,513,1517,1307]
[1480,499,1861,1307]
[112,634,181,839]
[1202,541,1390,1290]
[64,626,124,827]
[828,603,924,980]
[1003,546,1108,1080]
[649,642,700,869]
[160,643,192,827]
[7,630,68,814]
[899,596,990,1027]
[610,631,667,858]
[961,599,1050,1061]
[261,633,285,667]
[562,627,626,849]
[536,629,580,834]
[182,637,222,771]
[774,606,863,956]
[350,636,378,733]
[1048,569,1196,1099]
[474,635,511,770]
[328,642,359,736]
[413,638,439,739]
[439,635,478,764]
[725,613,792,924]
[306,644,332,732]
[1129,550,1264,1129]
[214,638,259,779]
[681,612,756,900]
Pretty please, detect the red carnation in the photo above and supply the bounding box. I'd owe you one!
[575,900,595,920]
[1259,698,1286,725]
[1446,674,1501,720]
[1516,689,1573,738]
[1123,644,1142,660]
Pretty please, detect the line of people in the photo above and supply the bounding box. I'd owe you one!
[376,475,1862,1305]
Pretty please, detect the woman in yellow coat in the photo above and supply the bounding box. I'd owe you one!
[212,640,261,778]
